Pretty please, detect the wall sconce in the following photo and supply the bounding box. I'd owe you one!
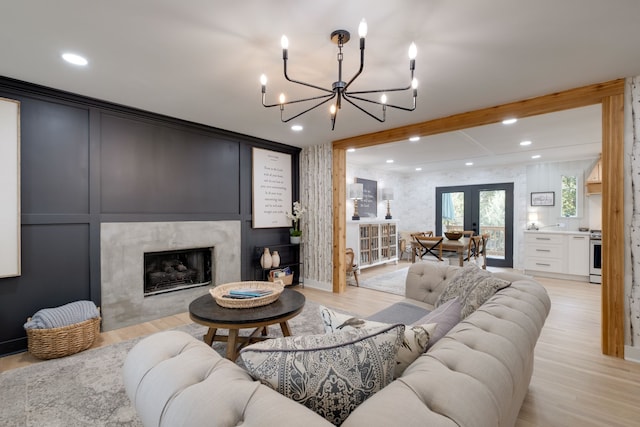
[382,188,394,220]
[349,183,364,220]
[528,212,539,230]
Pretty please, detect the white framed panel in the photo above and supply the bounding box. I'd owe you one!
[0,97,20,278]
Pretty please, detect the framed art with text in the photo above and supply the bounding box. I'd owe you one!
[252,147,293,228]
[0,97,20,278]
[355,177,378,218]
[531,191,555,206]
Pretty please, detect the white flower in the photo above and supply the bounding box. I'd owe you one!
[286,201,305,234]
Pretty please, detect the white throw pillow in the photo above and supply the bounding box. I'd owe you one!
[319,306,436,378]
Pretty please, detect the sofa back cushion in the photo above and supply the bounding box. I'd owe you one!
[405,262,461,305]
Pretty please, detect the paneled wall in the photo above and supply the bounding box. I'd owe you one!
[0,77,299,355]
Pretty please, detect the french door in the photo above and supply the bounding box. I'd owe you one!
[436,183,514,267]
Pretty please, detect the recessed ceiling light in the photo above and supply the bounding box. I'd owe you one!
[347,148,356,153]
[409,136,420,142]
[520,140,532,146]
[291,124,303,131]
[465,162,473,166]
[61,52,88,66]
[386,159,394,163]
[531,154,541,159]
[415,167,422,171]
[502,118,517,125]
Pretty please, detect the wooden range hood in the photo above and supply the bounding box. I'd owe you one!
[586,155,602,195]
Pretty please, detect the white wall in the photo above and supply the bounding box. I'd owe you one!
[526,159,599,231]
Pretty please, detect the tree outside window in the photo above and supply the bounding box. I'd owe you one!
[561,175,577,217]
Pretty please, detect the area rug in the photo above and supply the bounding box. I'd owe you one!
[358,267,409,296]
[0,299,330,427]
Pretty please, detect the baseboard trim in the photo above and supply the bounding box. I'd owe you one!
[624,345,640,363]
[300,279,332,292]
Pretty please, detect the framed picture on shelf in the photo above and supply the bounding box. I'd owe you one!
[531,191,555,206]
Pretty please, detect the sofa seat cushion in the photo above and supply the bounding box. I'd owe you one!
[436,264,511,318]
[239,324,405,425]
[365,301,430,324]
[320,305,437,378]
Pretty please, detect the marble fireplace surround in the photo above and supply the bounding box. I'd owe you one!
[100,221,241,331]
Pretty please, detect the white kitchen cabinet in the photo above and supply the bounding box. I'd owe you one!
[567,234,590,275]
[347,221,398,269]
[524,231,589,280]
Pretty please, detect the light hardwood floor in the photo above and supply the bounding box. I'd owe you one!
[2,260,640,426]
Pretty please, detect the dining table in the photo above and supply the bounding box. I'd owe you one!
[411,237,471,266]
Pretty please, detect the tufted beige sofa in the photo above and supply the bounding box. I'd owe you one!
[123,262,550,427]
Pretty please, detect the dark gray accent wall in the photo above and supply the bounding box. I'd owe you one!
[0,77,300,355]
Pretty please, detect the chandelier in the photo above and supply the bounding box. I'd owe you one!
[260,19,418,130]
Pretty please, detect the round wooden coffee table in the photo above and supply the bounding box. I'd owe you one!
[189,288,306,360]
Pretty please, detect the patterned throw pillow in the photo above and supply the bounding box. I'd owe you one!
[239,324,404,425]
[319,306,437,378]
[435,264,511,318]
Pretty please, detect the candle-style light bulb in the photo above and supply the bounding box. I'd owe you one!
[380,94,387,104]
[281,35,289,50]
[358,19,368,38]
[408,42,417,60]
[260,74,267,86]
[279,93,286,104]
[330,104,337,115]
[412,78,419,89]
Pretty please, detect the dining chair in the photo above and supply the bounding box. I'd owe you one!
[477,233,490,269]
[409,231,435,261]
[412,235,444,262]
[462,230,475,237]
[345,248,360,286]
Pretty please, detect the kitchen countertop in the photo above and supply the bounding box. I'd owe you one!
[524,229,590,235]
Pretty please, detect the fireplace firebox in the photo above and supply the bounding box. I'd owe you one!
[144,247,213,296]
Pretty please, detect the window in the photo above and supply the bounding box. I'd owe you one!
[561,175,577,217]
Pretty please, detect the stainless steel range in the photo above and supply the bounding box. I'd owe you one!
[589,229,602,284]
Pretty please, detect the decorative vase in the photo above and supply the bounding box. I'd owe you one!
[290,235,301,244]
[260,248,273,269]
[271,251,280,268]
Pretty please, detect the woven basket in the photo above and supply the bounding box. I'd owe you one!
[209,281,284,309]
[26,316,101,360]
[268,270,294,286]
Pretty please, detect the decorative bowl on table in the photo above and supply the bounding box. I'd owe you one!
[210,281,284,309]
[444,231,463,240]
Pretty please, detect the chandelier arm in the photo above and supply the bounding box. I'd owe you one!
[284,59,334,94]
[341,95,385,123]
[343,37,365,92]
[263,93,334,108]
[346,83,412,95]
[281,94,337,123]
[345,93,417,112]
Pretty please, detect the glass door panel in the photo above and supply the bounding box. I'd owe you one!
[478,189,506,261]
[441,192,465,233]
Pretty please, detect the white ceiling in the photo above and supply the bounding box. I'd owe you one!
[1,1,639,169]
[348,104,602,173]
